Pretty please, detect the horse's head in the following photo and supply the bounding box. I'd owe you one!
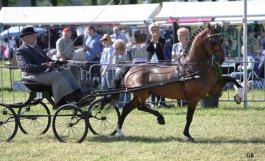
[185,24,224,65]
[205,23,224,64]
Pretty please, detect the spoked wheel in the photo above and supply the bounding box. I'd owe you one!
[18,101,51,135]
[52,104,89,143]
[86,98,120,135]
[0,104,18,142]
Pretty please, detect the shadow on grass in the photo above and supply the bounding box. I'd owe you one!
[88,135,265,144]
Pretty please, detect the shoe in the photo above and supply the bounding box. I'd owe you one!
[56,99,67,107]
[64,92,77,103]
[75,93,85,102]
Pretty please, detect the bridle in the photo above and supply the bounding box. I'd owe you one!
[175,29,224,77]
[206,32,224,65]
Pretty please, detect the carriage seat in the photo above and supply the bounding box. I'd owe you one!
[22,80,57,108]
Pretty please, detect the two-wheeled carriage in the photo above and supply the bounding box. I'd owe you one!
[0,80,123,143]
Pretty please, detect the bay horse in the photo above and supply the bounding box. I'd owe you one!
[109,24,243,142]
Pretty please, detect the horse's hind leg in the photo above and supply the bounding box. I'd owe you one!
[138,104,165,125]
[116,97,138,137]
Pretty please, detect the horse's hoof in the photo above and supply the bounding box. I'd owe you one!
[234,95,242,104]
[187,137,195,142]
[157,117,165,125]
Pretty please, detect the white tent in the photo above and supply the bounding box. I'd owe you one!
[155,0,265,22]
[0,4,160,25]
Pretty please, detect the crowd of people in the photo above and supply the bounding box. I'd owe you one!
[10,23,265,108]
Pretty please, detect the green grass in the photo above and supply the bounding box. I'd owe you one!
[0,61,264,160]
[0,102,264,161]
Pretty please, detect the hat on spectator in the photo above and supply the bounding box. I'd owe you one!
[100,34,113,44]
[19,26,37,37]
[63,28,71,32]
[63,27,71,32]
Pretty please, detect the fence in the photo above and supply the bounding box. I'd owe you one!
[0,61,264,107]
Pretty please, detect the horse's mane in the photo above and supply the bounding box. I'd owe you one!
[185,26,205,54]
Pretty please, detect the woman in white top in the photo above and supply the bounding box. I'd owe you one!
[113,39,132,108]
[171,27,190,63]
[171,27,190,107]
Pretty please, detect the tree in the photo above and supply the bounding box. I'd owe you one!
[129,0,137,4]
[3,0,8,6]
[31,0,37,6]
[92,0,97,5]
[50,0,58,6]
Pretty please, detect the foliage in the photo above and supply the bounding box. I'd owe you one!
[215,63,223,80]
[0,0,147,6]
[206,63,223,98]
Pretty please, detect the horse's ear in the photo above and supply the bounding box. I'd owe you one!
[215,23,221,33]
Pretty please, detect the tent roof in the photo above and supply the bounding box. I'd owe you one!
[155,0,265,21]
[0,4,160,25]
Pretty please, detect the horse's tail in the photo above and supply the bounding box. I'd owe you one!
[104,66,132,106]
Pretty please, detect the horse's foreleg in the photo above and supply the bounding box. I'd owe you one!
[222,76,243,104]
[116,98,138,137]
[183,101,197,142]
[138,104,165,125]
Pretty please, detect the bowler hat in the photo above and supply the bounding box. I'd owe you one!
[19,26,37,37]
[100,34,113,44]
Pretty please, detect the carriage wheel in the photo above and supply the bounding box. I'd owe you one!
[52,104,88,143]
[18,101,51,135]
[86,98,120,135]
[0,104,18,142]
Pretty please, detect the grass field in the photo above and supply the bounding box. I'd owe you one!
[0,61,265,160]
[0,101,264,161]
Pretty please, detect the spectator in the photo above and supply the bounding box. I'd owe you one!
[56,27,81,84]
[113,39,132,108]
[231,46,259,81]
[99,34,115,90]
[84,26,103,87]
[171,27,190,107]
[257,32,265,50]
[110,26,128,44]
[163,39,173,62]
[37,33,48,50]
[258,50,265,71]
[16,26,87,106]
[56,28,74,60]
[226,46,261,90]
[8,36,17,60]
[146,23,173,108]
[257,50,265,79]
[171,27,190,63]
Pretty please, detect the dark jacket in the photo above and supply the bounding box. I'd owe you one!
[16,43,51,74]
[145,37,166,62]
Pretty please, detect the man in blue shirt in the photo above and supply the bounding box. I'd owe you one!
[85,26,103,61]
[84,26,103,87]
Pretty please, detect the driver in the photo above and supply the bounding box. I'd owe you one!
[16,26,85,106]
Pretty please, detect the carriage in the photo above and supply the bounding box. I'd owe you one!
[0,24,243,143]
[0,80,125,143]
